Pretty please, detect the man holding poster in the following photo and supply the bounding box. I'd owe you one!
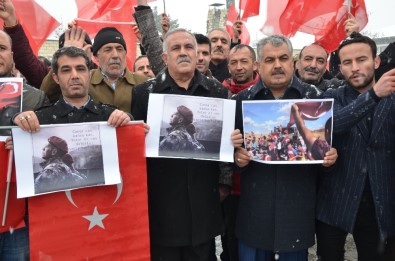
[231,35,337,260]
[132,28,231,260]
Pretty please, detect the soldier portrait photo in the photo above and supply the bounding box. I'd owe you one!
[157,95,226,160]
[32,124,106,195]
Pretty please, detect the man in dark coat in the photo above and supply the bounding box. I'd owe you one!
[231,35,338,260]
[131,28,231,261]
[316,32,395,261]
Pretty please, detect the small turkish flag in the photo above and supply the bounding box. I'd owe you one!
[28,124,150,260]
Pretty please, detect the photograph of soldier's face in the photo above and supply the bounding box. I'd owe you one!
[41,144,56,160]
[158,95,224,160]
[32,124,106,195]
[169,112,182,126]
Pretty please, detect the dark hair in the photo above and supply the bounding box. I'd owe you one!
[133,55,148,72]
[52,46,91,75]
[298,43,328,60]
[194,33,211,53]
[230,44,257,61]
[38,56,51,67]
[338,32,377,59]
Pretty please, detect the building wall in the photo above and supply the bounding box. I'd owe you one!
[38,39,58,60]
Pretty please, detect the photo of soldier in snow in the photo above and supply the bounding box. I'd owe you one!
[34,136,87,194]
[32,125,106,195]
[158,96,224,160]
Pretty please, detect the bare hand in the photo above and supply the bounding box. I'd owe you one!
[131,23,142,42]
[107,109,131,127]
[64,27,87,49]
[143,123,150,135]
[232,19,243,40]
[373,68,395,98]
[5,136,13,150]
[160,13,170,35]
[322,147,338,167]
[234,147,251,167]
[231,129,244,148]
[0,0,17,26]
[344,14,360,36]
[14,111,40,132]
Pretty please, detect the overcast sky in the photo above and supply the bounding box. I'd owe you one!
[148,0,395,49]
[57,0,394,49]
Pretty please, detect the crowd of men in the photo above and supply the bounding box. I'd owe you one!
[0,0,395,260]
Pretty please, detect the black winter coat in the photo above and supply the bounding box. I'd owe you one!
[233,76,325,252]
[131,69,230,246]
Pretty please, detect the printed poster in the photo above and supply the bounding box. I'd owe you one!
[242,99,334,164]
[146,94,236,162]
[12,122,121,197]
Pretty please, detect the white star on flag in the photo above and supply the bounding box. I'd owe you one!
[83,207,109,231]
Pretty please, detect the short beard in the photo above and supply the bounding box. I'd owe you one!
[348,73,374,91]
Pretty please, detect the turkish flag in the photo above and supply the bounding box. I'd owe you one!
[239,0,260,20]
[279,0,368,52]
[260,0,288,35]
[226,4,250,45]
[0,142,25,233]
[1,0,60,55]
[28,124,150,260]
[314,0,368,52]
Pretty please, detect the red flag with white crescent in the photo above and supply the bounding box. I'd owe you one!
[28,124,150,260]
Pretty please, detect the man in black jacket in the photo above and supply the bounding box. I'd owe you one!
[231,35,337,260]
[132,28,231,261]
[317,32,395,261]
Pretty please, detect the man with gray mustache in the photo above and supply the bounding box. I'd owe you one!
[131,28,232,261]
[231,35,338,260]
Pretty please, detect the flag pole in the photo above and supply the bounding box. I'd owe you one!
[2,150,13,226]
[347,0,351,15]
[163,0,166,14]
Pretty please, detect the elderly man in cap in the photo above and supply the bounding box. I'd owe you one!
[35,136,86,194]
[159,105,196,153]
[39,26,148,112]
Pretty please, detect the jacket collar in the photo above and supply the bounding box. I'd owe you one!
[248,75,306,98]
[90,68,140,86]
[55,96,102,117]
[153,68,210,93]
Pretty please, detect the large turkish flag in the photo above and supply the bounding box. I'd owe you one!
[28,124,150,260]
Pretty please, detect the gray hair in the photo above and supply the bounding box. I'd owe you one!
[256,35,293,62]
[207,28,231,46]
[162,28,197,53]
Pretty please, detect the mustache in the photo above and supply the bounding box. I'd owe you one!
[305,67,320,74]
[109,59,121,65]
[272,69,285,75]
[70,80,83,85]
[176,56,191,64]
[213,47,224,53]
